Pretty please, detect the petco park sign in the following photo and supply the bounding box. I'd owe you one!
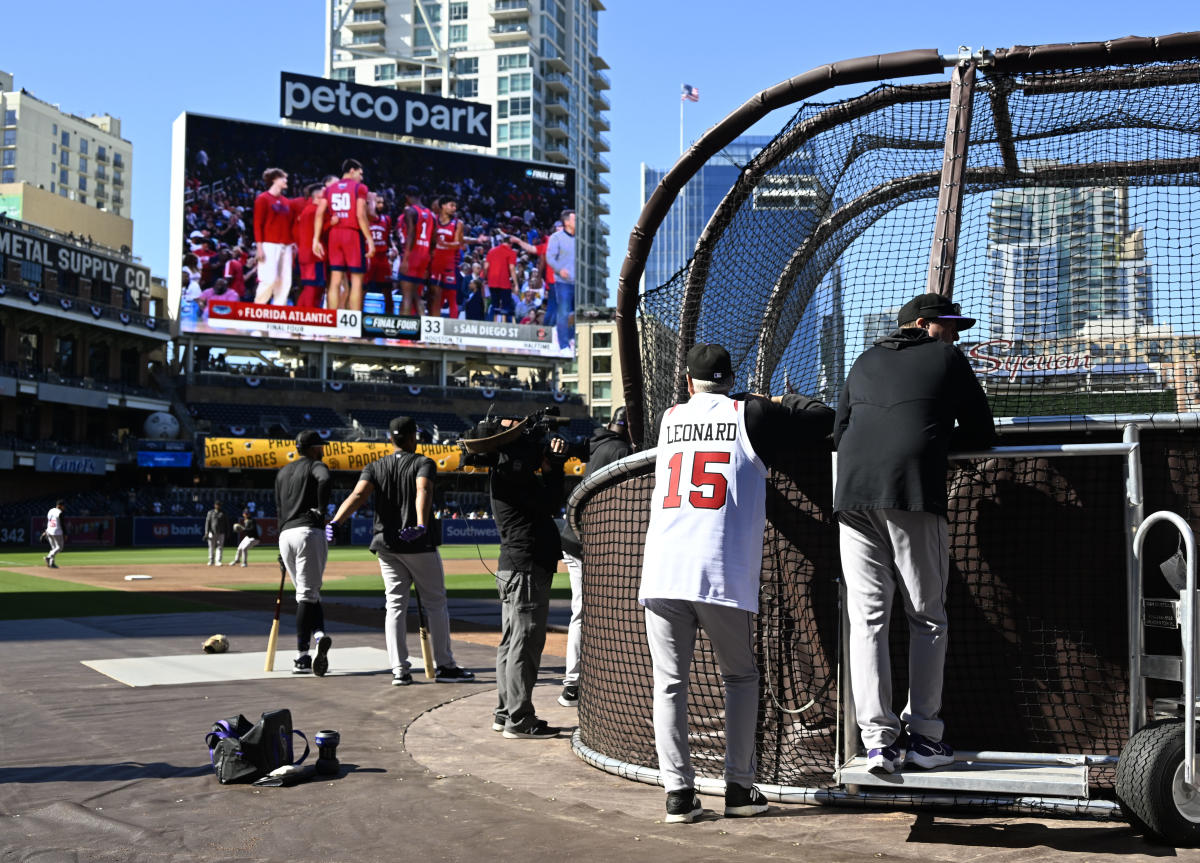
[967,339,1094,381]
[281,71,491,147]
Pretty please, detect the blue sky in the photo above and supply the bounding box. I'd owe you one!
[2,1,1192,301]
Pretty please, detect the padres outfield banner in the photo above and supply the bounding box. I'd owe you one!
[202,437,584,475]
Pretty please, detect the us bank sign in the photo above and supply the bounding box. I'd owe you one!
[281,71,491,148]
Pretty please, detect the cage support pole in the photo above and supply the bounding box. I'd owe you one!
[925,58,976,299]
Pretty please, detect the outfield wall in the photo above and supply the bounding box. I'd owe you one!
[5,517,500,547]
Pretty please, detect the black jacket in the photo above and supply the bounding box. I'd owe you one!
[475,436,565,574]
[833,329,995,515]
[560,426,633,557]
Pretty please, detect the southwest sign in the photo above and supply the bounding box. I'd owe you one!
[281,72,491,148]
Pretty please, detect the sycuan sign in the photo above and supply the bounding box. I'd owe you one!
[280,71,491,148]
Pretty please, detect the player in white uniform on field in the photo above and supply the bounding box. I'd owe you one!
[640,343,834,823]
[45,499,65,568]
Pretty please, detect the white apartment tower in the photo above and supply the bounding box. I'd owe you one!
[325,0,610,309]
[0,71,133,250]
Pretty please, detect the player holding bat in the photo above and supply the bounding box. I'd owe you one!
[328,416,473,686]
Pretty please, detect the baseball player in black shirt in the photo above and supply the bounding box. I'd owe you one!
[275,430,333,676]
[329,417,474,686]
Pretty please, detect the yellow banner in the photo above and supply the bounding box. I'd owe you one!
[203,437,584,475]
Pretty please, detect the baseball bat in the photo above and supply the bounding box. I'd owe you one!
[264,555,288,671]
[413,584,435,679]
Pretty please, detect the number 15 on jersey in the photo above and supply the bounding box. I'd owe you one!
[661,451,731,510]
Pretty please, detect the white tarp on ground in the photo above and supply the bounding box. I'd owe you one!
[82,646,390,687]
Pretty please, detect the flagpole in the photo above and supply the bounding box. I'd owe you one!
[679,94,685,270]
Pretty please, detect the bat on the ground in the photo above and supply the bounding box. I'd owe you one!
[265,555,287,671]
[413,584,435,679]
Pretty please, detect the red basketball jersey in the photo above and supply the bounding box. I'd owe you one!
[324,179,368,231]
[431,217,460,273]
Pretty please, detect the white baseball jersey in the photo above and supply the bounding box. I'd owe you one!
[639,392,768,613]
[46,507,63,536]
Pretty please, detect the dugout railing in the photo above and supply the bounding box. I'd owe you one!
[567,414,1200,829]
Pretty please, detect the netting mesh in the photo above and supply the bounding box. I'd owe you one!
[639,60,1200,433]
[581,51,1200,794]
[578,432,1199,790]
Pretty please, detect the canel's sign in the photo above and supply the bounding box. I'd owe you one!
[967,339,1094,381]
[280,72,491,147]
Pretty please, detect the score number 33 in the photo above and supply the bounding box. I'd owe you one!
[662,451,730,510]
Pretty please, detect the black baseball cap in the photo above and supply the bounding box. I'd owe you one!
[296,429,325,449]
[610,406,627,427]
[686,343,733,383]
[897,293,976,329]
[389,416,417,438]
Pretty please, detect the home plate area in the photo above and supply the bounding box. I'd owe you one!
[82,646,390,687]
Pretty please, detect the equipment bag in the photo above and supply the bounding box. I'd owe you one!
[206,709,309,784]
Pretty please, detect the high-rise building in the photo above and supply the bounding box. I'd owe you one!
[987,183,1152,340]
[640,136,779,293]
[325,0,610,309]
[0,71,134,250]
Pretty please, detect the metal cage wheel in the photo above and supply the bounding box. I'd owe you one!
[1116,719,1200,846]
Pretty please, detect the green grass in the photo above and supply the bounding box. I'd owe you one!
[0,544,502,568]
[227,570,572,600]
[0,570,221,620]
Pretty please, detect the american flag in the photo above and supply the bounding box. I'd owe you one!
[681,83,700,103]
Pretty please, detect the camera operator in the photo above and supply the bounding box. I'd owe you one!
[463,410,568,739]
[556,406,633,707]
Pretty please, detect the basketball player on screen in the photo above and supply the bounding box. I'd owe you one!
[253,168,296,305]
[429,193,464,319]
[313,159,374,312]
[294,178,335,308]
[399,186,435,316]
[365,192,397,315]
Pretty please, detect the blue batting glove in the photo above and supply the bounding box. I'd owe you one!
[324,522,335,543]
[398,524,427,543]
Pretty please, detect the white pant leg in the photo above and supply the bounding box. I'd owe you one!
[235,536,260,564]
[47,534,64,562]
[376,549,414,674]
[406,550,455,669]
[279,527,326,602]
[563,552,584,685]
[271,244,294,304]
[254,243,286,304]
[207,535,225,565]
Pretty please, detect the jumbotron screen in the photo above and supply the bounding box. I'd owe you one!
[169,113,576,358]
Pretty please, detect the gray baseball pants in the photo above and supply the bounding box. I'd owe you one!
[206,534,225,565]
[838,508,949,750]
[376,549,456,675]
[643,598,759,792]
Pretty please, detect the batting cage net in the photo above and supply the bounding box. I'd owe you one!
[577,33,1200,798]
[636,44,1200,436]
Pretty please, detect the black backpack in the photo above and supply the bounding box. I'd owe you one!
[205,709,309,784]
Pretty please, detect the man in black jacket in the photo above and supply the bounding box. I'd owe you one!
[275,430,333,676]
[465,415,567,739]
[557,406,633,707]
[834,293,996,775]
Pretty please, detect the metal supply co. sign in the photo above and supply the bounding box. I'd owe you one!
[280,71,491,148]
